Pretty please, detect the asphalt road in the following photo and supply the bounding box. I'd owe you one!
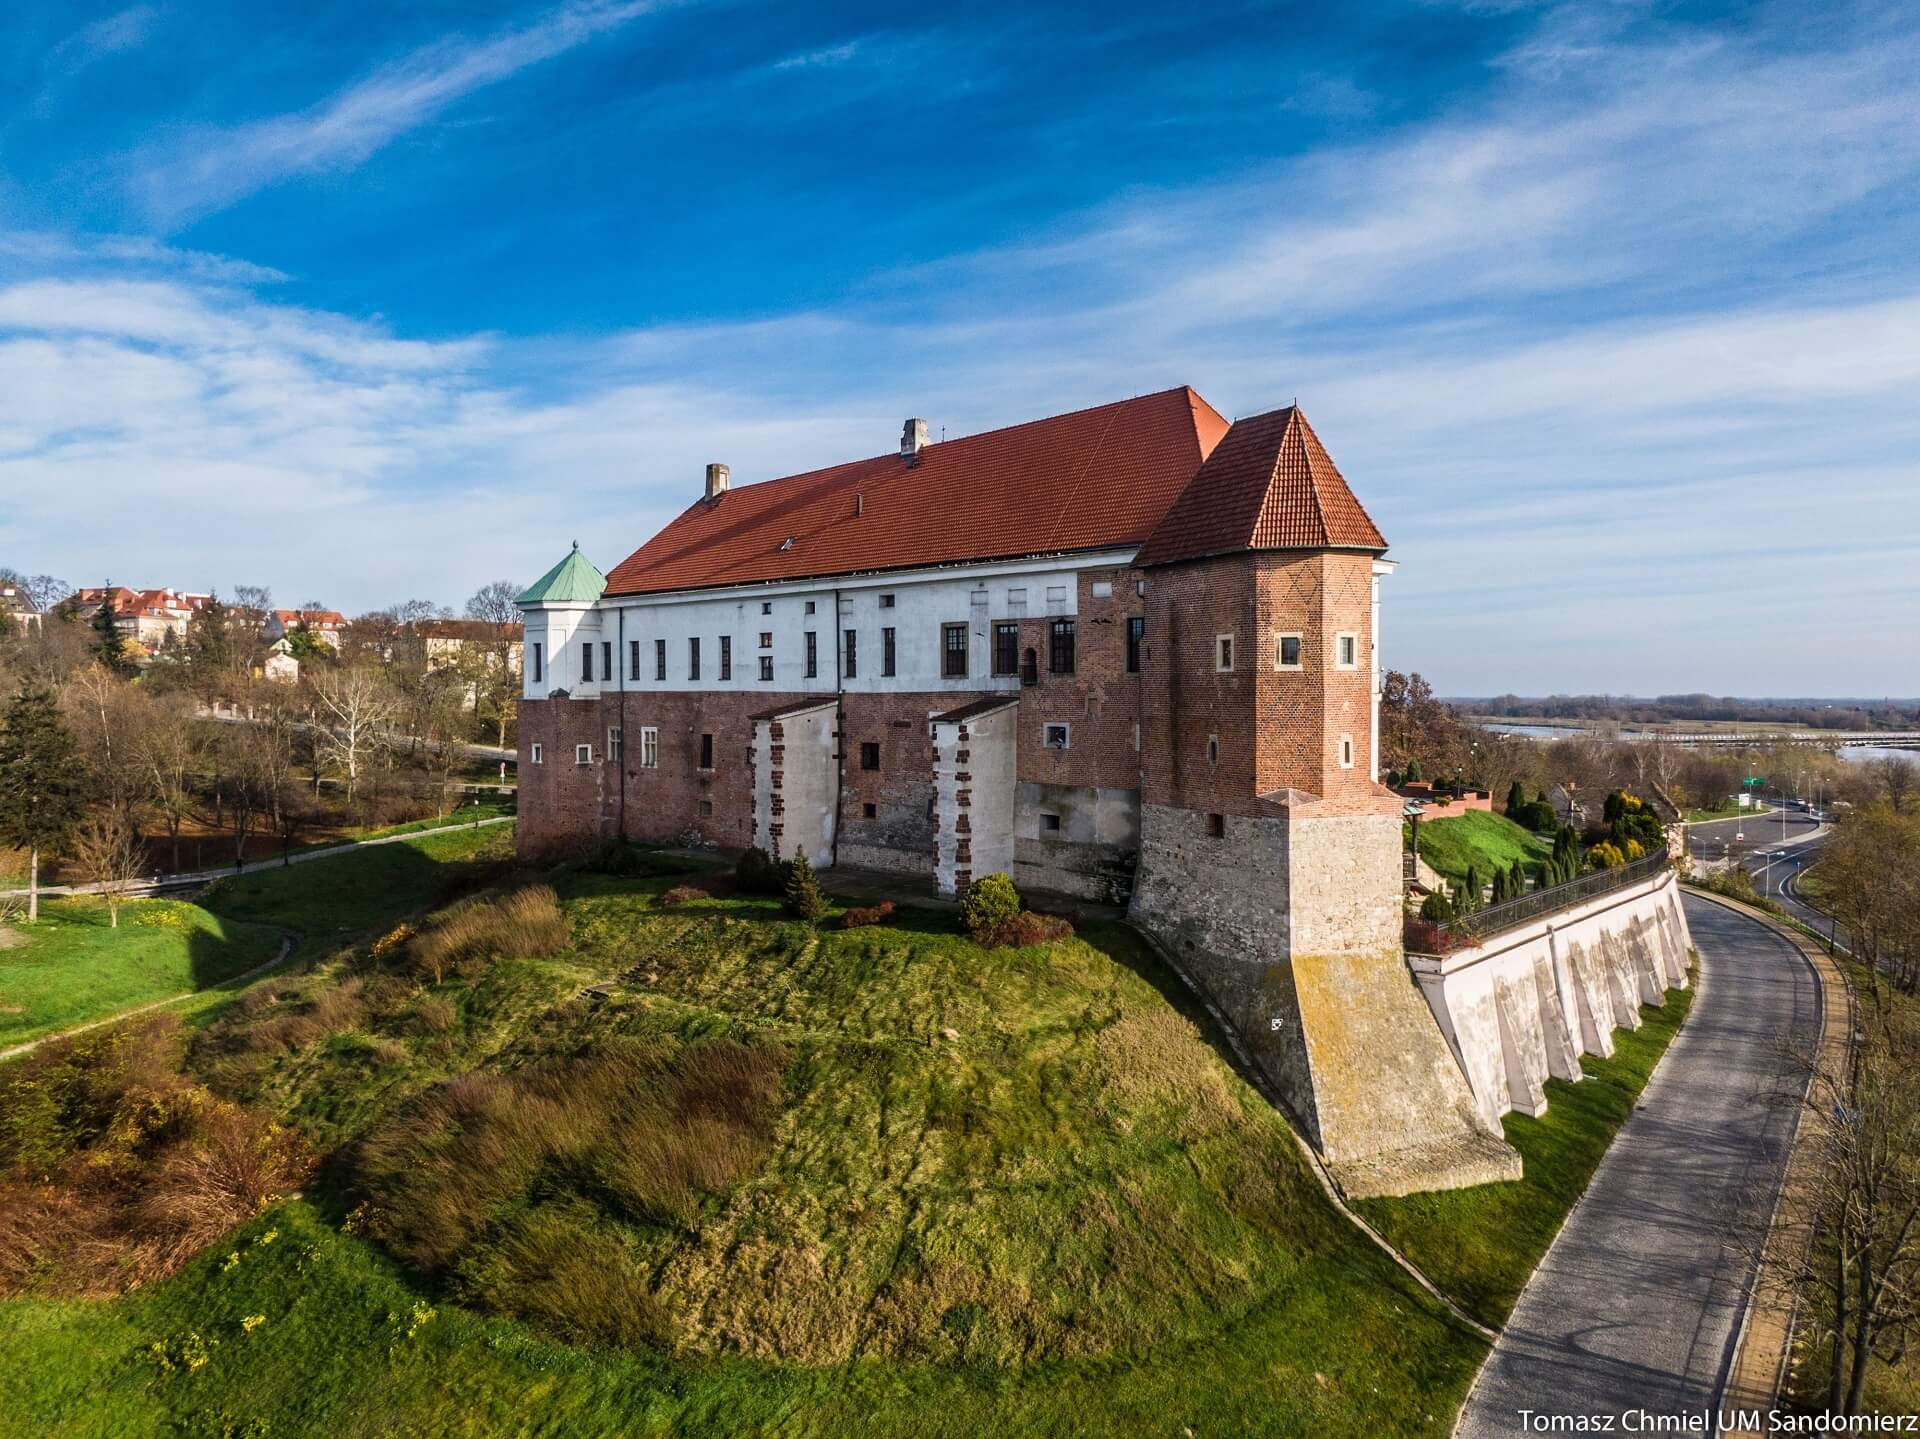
[1687,806,1834,937]
[1453,895,1817,1437]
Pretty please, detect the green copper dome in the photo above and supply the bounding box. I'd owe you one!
[516,542,606,606]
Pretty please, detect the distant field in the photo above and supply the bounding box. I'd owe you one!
[0,898,283,1049]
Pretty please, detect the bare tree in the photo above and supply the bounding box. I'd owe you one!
[71,808,146,927]
[1874,755,1914,813]
[138,695,206,873]
[309,664,397,809]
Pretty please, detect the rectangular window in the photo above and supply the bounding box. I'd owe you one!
[1092,580,1113,599]
[805,631,818,678]
[698,799,713,817]
[608,727,623,763]
[882,626,896,677]
[601,641,611,682]
[804,600,816,615]
[688,637,700,681]
[719,635,731,680]
[581,643,594,683]
[532,642,543,684]
[862,801,877,818]
[1276,633,1303,670]
[575,743,593,766]
[1043,723,1070,750]
[530,742,543,764]
[942,623,968,678]
[1216,633,1234,672]
[1045,584,1068,609]
[640,726,658,768]
[993,622,1019,676]
[1337,632,1358,670]
[844,629,857,679]
[761,601,772,615]
[879,593,895,609]
[1339,734,1355,769]
[759,630,772,648]
[1126,617,1144,673]
[699,733,714,770]
[860,741,880,771]
[654,638,666,681]
[1206,813,1225,838]
[1040,812,1061,831]
[629,638,640,681]
[759,655,773,681]
[1049,618,1075,675]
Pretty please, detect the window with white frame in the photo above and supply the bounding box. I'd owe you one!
[1336,632,1358,669]
[1215,633,1235,672]
[1339,733,1355,769]
[1043,722,1070,750]
[640,726,658,768]
[1275,632,1303,670]
[574,743,593,766]
[608,727,623,763]
[530,742,544,764]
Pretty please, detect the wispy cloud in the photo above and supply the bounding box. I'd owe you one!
[128,0,667,226]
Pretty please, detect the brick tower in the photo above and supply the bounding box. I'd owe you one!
[1129,407,1517,1197]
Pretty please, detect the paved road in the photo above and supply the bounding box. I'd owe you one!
[1688,806,1834,937]
[1454,895,1817,1437]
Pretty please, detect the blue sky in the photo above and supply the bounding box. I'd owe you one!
[2,0,1916,694]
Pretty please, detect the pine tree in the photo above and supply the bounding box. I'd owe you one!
[0,685,90,922]
[1404,757,1423,783]
[1505,781,1527,815]
[1510,859,1527,897]
[189,592,233,699]
[783,845,828,922]
[92,590,130,674]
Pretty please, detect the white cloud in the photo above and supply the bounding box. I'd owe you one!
[128,0,668,226]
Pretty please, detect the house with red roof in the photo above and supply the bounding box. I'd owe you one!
[68,586,214,653]
[515,386,1511,1193]
[264,608,347,649]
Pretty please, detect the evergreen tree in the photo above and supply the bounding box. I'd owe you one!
[0,685,90,922]
[1509,859,1527,897]
[1403,757,1423,783]
[783,845,828,922]
[91,590,130,674]
[1505,780,1527,815]
[189,592,233,697]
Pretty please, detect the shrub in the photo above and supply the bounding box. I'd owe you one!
[1586,841,1626,870]
[734,846,786,897]
[1404,758,1424,782]
[1504,781,1527,816]
[961,873,1020,943]
[584,839,689,878]
[1418,891,1455,923]
[408,885,567,983]
[659,884,709,907]
[840,900,895,929]
[987,911,1075,948]
[783,847,827,922]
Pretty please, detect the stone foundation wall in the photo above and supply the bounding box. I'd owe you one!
[1408,869,1694,1127]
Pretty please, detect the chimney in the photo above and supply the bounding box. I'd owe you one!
[705,462,730,501]
[901,417,929,460]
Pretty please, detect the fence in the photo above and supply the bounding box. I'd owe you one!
[1422,850,1671,949]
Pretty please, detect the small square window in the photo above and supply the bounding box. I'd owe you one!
[1276,633,1303,670]
[1040,812,1061,832]
[1216,633,1235,672]
[575,743,593,766]
[761,601,772,615]
[863,801,877,819]
[759,631,773,648]
[805,600,816,615]
[529,743,543,764]
[1043,723,1070,750]
[698,799,713,817]
[1091,580,1112,599]
[1339,734,1356,769]
[1336,632,1359,670]
[1206,813,1226,838]
[860,741,880,771]
[879,593,895,608]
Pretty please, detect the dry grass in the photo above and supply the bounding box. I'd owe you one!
[0,1014,314,1297]
[406,885,567,983]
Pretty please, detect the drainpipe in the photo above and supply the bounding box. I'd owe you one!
[617,605,628,841]
[830,587,845,868]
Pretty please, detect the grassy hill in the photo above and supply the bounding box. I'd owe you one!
[1416,810,1553,886]
[0,848,1489,1436]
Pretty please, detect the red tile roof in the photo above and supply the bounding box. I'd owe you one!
[603,387,1231,597]
[273,608,346,627]
[1134,406,1386,568]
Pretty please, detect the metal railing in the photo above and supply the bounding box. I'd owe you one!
[1423,850,1671,948]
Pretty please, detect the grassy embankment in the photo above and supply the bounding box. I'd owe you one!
[1416,809,1552,887]
[0,825,515,1051]
[0,850,1490,1437]
[1359,980,1695,1328]
[1685,801,1776,823]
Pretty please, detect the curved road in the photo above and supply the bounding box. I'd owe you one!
[1455,895,1817,1436]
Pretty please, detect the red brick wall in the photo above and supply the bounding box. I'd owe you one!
[1011,566,1148,790]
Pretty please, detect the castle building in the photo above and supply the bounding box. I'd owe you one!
[516,386,1513,1194]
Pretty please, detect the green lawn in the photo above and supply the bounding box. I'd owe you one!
[1685,801,1775,823]
[1416,810,1553,886]
[1357,978,1695,1328]
[0,898,284,1050]
[0,861,1491,1436]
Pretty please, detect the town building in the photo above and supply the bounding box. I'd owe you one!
[1,581,41,632]
[516,387,1518,1193]
[263,608,347,649]
[68,586,214,653]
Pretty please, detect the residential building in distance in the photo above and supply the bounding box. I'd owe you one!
[67,586,214,653]
[264,608,347,649]
[416,618,524,670]
[1,581,41,632]
[515,386,1512,1193]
